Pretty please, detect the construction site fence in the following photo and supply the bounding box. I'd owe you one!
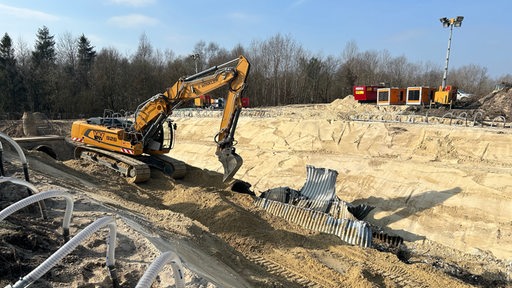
[348,111,511,129]
[172,108,280,118]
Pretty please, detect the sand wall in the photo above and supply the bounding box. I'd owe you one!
[169,116,512,260]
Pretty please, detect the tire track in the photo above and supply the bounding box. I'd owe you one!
[247,255,336,288]
[326,246,468,288]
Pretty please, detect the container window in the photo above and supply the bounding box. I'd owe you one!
[408,90,420,101]
[378,91,388,101]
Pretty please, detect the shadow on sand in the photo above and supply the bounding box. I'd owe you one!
[352,187,462,241]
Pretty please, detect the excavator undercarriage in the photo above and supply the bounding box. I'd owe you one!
[74,145,186,183]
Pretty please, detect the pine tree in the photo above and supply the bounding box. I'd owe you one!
[0,33,26,116]
[77,35,96,70]
[28,26,57,114]
[32,26,56,67]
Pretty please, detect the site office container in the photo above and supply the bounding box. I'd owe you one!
[353,85,384,102]
[377,88,406,105]
[406,86,435,105]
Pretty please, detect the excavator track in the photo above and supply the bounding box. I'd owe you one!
[74,145,151,183]
[144,154,187,179]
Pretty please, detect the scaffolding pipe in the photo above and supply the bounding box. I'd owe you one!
[9,216,118,288]
[0,190,74,240]
[135,251,185,288]
[0,177,47,219]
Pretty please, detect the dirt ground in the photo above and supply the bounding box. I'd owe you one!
[1,94,512,287]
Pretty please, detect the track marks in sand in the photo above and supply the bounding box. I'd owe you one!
[247,255,337,288]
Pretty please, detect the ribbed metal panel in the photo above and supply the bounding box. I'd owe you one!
[254,165,373,247]
[254,198,372,248]
[296,165,338,212]
[329,199,357,220]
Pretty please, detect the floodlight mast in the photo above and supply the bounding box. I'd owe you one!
[440,16,464,89]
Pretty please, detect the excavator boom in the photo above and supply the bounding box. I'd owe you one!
[162,56,250,181]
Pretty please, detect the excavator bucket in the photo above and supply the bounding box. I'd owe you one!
[218,147,243,182]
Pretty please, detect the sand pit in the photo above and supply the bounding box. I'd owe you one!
[1,98,511,287]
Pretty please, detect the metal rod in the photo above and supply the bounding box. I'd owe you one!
[441,24,453,89]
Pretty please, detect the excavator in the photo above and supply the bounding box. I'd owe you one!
[70,55,250,183]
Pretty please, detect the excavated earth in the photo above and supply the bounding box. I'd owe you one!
[1,95,512,287]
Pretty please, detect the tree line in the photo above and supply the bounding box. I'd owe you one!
[0,26,510,119]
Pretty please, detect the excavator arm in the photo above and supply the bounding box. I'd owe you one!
[132,55,250,182]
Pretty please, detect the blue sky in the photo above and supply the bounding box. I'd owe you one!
[0,0,511,78]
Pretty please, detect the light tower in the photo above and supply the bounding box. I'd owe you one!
[439,16,464,89]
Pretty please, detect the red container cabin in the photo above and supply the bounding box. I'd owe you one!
[353,85,384,102]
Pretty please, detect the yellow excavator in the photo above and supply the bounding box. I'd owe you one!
[70,55,250,183]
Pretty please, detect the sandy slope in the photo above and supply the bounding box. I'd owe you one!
[1,98,511,287]
[168,99,512,284]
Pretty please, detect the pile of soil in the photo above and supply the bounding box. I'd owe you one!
[468,87,512,119]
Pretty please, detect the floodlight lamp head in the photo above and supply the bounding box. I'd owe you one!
[440,17,450,27]
[454,16,464,27]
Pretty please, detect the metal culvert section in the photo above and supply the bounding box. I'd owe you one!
[295,165,338,213]
[346,204,375,221]
[254,165,373,248]
[34,145,57,159]
[254,198,372,247]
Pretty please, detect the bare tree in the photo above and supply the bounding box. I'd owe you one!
[450,64,492,95]
[56,31,77,68]
[91,47,130,113]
